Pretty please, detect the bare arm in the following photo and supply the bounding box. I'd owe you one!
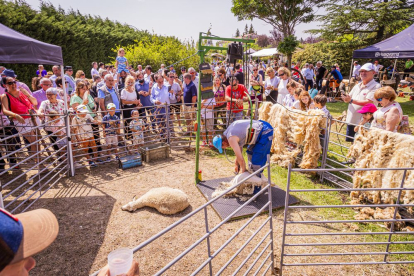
[228,136,246,173]
[99,98,106,115]
[1,94,25,123]
[386,107,401,132]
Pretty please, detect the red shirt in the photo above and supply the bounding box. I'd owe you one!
[225,84,247,113]
[6,92,33,119]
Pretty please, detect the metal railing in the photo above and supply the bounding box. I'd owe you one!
[90,157,275,276]
[279,165,414,275]
[0,113,69,213]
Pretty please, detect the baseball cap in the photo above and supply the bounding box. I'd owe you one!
[3,69,17,78]
[212,135,223,154]
[360,63,375,72]
[77,104,88,113]
[358,103,378,114]
[0,208,58,272]
[107,103,116,110]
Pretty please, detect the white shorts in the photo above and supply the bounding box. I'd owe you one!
[105,135,118,146]
[14,118,35,135]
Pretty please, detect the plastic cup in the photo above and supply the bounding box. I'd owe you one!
[108,247,133,276]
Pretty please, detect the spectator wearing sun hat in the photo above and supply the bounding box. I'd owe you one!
[0,208,59,275]
[342,63,380,142]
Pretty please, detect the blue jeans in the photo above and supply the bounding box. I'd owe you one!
[226,111,243,125]
[153,107,167,137]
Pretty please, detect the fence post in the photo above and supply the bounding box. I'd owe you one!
[204,207,213,275]
[384,169,407,262]
[166,103,170,144]
[64,111,75,176]
[279,163,292,276]
[320,116,332,183]
[267,155,276,274]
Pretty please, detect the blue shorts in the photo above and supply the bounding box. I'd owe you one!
[246,120,274,171]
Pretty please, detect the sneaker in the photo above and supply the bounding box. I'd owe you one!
[107,157,111,161]
[89,161,97,167]
[97,158,103,163]
[115,156,120,161]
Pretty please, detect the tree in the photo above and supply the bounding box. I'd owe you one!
[235,28,240,37]
[249,23,255,34]
[278,35,299,67]
[312,0,414,43]
[244,24,249,35]
[256,34,271,47]
[269,29,283,47]
[231,0,323,66]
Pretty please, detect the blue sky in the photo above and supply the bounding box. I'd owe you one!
[24,0,321,42]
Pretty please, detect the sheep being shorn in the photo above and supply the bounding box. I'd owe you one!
[348,128,414,207]
[121,187,190,215]
[212,172,269,200]
[258,103,326,169]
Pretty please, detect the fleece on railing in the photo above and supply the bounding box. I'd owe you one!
[258,102,327,169]
[348,128,414,206]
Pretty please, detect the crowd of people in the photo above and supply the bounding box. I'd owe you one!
[0,48,409,170]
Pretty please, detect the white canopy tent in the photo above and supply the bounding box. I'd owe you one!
[250,48,278,57]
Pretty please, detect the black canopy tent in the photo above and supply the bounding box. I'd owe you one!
[353,24,414,59]
[350,24,414,85]
[0,23,63,64]
[0,23,74,183]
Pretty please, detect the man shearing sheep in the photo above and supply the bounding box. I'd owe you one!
[212,119,273,176]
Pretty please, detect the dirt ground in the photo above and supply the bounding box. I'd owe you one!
[22,150,412,276]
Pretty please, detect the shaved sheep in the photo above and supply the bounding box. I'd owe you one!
[121,187,190,215]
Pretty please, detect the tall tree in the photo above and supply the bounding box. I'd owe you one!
[277,35,299,67]
[231,0,322,66]
[249,23,255,34]
[244,24,249,35]
[235,28,241,37]
[312,0,414,43]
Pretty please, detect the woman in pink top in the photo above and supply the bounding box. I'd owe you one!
[1,77,38,161]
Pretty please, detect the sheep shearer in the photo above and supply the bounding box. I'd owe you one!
[213,119,273,175]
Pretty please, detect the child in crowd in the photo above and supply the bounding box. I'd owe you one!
[102,103,120,161]
[313,94,331,118]
[200,96,216,146]
[354,103,377,134]
[283,81,298,108]
[48,110,67,153]
[115,48,129,74]
[129,109,145,152]
[293,90,314,111]
[309,83,319,99]
[72,104,100,167]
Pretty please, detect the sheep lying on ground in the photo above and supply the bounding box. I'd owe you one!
[121,187,190,215]
[212,172,269,200]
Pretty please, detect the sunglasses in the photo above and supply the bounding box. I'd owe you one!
[279,73,285,76]
[170,76,175,78]
[376,98,383,102]
[6,81,16,85]
[253,69,258,71]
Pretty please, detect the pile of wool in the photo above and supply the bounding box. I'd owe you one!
[258,103,327,169]
[212,172,268,200]
[348,128,414,206]
[354,207,405,230]
[121,187,190,215]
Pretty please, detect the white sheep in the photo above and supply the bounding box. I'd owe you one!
[121,187,190,215]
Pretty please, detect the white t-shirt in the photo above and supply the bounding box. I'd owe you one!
[167,82,181,104]
[283,94,296,108]
[264,77,280,91]
[121,89,137,101]
[372,102,403,132]
[373,64,383,73]
[352,64,361,77]
[292,100,301,109]
[346,79,380,124]
[201,98,215,119]
[277,78,289,104]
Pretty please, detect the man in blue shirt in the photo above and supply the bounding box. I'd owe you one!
[150,74,174,138]
[98,74,121,116]
[135,72,155,130]
[182,73,197,133]
[330,65,343,95]
[64,66,76,95]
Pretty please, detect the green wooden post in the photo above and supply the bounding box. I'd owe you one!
[194,33,255,184]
